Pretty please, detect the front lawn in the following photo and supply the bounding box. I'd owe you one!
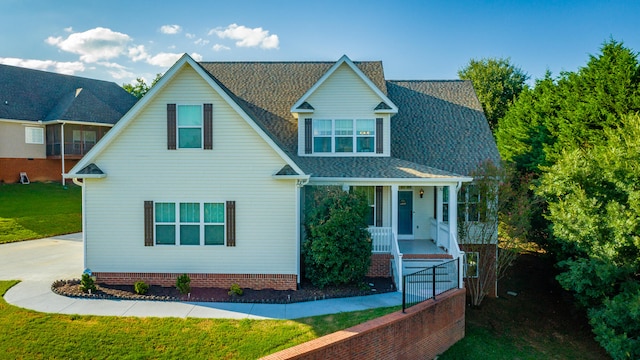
[0,281,399,359]
[0,182,81,243]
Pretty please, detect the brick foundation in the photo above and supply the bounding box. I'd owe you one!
[367,253,392,277]
[460,243,498,298]
[261,287,466,359]
[95,272,298,290]
[0,158,78,183]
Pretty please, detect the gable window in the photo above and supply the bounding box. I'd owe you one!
[312,119,375,154]
[25,127,44,144]
[177,105,203,148]
[154,201,225,245]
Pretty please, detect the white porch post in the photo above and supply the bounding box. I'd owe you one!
[448,184,458,250]
[61,122,65,186]
[436,186,443,245]
[391,185,398,237]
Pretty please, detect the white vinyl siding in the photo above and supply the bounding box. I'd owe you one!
[298,63,391,157]
[83,65,297,275]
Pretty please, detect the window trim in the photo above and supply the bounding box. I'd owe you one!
[25,126,44,144]
[154,201,226,246]
[176,104,204,149]
[311,118,376,154]
[465,251,479,278]
[443,184,483,223]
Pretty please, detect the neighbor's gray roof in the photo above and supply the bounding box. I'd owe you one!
[387,80,500,175]
[0,64,137,124]
[197,61,497,178]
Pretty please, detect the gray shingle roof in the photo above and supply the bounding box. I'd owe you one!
[387,80,500,175]
[0,64,137,124]
[197,61,498,179]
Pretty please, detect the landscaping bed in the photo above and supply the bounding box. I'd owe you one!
[52,276,396,304]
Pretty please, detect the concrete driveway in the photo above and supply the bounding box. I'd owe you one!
[0,234,402,319]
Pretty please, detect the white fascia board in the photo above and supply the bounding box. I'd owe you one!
[43,120,115,127]
[309,176,473,186]
[271,174,311,180]
[289,55,398,114]
[63,173,106,179]
[70,53,306,177]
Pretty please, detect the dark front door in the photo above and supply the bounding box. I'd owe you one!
[398,190,413,236]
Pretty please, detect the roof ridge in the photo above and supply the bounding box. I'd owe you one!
[388,79,468,83]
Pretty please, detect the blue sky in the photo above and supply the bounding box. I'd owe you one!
[1,0,638,85]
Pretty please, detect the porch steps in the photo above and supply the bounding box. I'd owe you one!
[403,259,451,277]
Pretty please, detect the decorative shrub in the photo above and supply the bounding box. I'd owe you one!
[303,186,372,288]
[134,281,149,295]
[176,274,191,294]
[228,283,243,296]
[79,273,97,293]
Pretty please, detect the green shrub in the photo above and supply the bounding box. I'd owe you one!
[134,281,149,295]
[228,283,243,296]
[79,273,96,293]
[176,274,191,294]
[303,186,372,288]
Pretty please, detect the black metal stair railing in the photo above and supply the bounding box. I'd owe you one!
[402,258,459,312]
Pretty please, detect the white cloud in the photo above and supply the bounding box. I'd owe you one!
[98,61,134,80]
[128,45,149,62]
[160,24,181,35]
[45,27,132,63]
[185,33,195,39]
[213,44,230,52]
[146,52,182,67]
[195,38,209,46]
[64,27,73,33]
[190,53,203,62]
[0,57,85,75]
[210,23,279,49]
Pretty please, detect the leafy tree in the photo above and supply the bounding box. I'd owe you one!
[459,161,533,306]
[122,73,162,99]
[458,57,529,131]
[537,114,640,358]
[303,186,372,288]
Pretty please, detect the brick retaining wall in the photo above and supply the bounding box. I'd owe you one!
[261,287,466,359]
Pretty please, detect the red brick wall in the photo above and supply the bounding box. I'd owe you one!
[367,253,392,277]
[0,158,78,183]
[261,288,466,360]
[94,272,298,290]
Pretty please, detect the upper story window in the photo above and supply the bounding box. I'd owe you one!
[177,105,203,149]
[312,119,375,154]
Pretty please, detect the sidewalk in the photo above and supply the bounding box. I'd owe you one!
[0,234,401,319]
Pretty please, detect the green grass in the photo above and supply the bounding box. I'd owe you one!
[0,281,400,359]
[0,182,81,243]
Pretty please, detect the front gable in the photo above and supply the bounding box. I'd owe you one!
[292,56,397,157]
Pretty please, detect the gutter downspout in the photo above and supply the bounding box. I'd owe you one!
[295,176,310,286]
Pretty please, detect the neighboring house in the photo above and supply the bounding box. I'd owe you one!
[0,64,137,184]
[66,54,500,293]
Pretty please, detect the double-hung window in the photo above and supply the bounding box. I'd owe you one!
[177,105,203,149]
[312,119,376,154]
[154,202,225,245]
[443,184,483,222]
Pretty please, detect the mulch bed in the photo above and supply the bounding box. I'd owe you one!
[52,277,396,304]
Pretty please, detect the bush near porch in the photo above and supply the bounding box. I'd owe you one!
[303,186,372,288]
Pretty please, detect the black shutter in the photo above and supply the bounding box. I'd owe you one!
[167,104,176,150]
[375,186,383,227]
[226,201,236,247]
[144,201,154,246]
[203,103,213,150]
[376,118,383,154]
[304,118,313,154]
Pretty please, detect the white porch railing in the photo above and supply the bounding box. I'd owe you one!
[389,230,403,291]
[368,227,392,253]
[429,217,451,251]
[449,231,465,289]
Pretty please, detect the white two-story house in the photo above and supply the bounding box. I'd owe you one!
[66,54,499,292]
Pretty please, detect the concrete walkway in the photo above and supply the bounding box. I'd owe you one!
[0,234,402,319]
